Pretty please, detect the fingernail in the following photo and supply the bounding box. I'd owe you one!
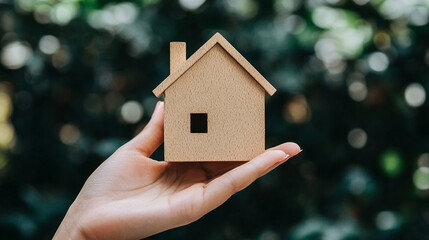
[153,101,163,114]
[276,154,290,165]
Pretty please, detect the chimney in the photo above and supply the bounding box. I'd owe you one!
[170,42,186,74]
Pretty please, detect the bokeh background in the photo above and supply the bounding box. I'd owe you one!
[1,0,429,239]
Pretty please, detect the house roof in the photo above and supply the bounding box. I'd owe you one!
[152,33,277,98]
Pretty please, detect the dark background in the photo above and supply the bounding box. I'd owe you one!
[1,0,429,239]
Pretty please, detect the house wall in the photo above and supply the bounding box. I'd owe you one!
[164,44,265,161]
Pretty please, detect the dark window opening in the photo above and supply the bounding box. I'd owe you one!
[190,113,207,133]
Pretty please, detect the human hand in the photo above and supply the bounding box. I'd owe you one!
[54,101,301,240]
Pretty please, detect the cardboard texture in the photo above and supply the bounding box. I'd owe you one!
[170,42,186,74]
[153,33,276,162]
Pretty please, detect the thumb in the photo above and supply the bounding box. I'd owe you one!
[127,101,164,156]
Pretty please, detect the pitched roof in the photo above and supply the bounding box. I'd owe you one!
[153,33,276,98]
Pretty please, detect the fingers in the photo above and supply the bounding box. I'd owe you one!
[202,143,301,213]
[268,142,302,157]
[263,142,302,174]
[128,101,164,157]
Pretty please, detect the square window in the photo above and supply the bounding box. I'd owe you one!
[190,113,207,133]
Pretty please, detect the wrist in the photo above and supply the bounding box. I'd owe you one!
[54,202,87,240]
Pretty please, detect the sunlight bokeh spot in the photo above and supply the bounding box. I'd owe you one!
[348,128,367,149]
[368,52,389,72]
[39,35,60,55]
[405,83,426,107]
[0,123,15,149]
[179,0,206,11]
[348,81,368,102]
[120,101,144,124]
[413,167,429,190]
[380,150,403,177]
[1,41,32,70]
[59,124,81,146]
[375,211,400,231]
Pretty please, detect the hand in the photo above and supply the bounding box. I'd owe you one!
[54,101,301,240]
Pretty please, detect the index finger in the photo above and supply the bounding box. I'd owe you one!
[201,142,301,213]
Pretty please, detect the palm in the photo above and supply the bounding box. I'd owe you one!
[78,149,244,239]
[55,102,301,240]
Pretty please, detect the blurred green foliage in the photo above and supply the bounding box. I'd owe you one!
[1,0,429,239]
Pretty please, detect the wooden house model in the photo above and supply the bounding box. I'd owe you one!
[153,33,276,162]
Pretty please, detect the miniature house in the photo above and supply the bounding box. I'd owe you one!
[153,33,276,162]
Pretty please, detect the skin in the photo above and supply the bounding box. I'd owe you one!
[54,101,301,240]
